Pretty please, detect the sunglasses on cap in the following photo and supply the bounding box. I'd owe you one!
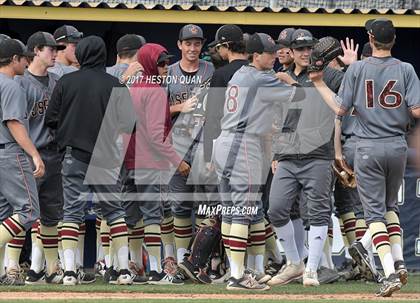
[157,60,170,68]
[215,42,230,51]
[55,31,84,42]
[294,46,313,52]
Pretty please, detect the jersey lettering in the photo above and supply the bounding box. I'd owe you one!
[31,98,48,118]
[226,85,239,113]
[365,80,374,109]
[365,80,402,109]
[379,80,402,109]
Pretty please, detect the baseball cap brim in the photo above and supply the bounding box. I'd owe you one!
[53,44,66,51]
[207,39,219,48]
[365,19,376,32]
[265,43,282,53]
[157,53,174,63]
[65,37,82,43]
[275,41,289,49]
[290,39,318,49]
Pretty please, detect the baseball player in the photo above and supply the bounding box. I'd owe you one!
[309,18,420,296]
[101,33,145,279]
[332,39,383,282]
[268,29,345,287]
[276,28,295,72]
[214,32,302,290]
[50,26,91,278]
[166,24,215,268]
[12,32,66,285]
[0,38,43,284]
[107,34,145,85]
[45,36,137,286]
[123,43,189,284]
[200,24,251,282]
[49,25,83,77]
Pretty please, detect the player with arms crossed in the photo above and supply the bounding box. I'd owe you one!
[309,18,420,297]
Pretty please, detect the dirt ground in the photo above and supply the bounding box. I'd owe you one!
[0,292,419,301]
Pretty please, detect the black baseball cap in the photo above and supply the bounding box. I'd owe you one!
[0,34,11,44]
[27,32,66,54]
[277,28,296,48]
[0,38,31,62]
[361,42,372,57]
[246,33,281,54]
[157,51,174,64]
[365,18,395,44]
[54,25,83,43]
[290,29,317,49]
[179,24,205,41]
[116,34,146,54]
[208,25,243,47]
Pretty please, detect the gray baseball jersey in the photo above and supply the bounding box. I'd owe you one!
[48,62,78,78]
[166,59,214,128]
[15,70,59,149]
[0,73,29,144]
[221,65,296,136]
[337,57,420,138]
[106,63,128,81]
[340,112,357,137]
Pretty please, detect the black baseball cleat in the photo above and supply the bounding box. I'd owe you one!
[375,273,402,297]
[77,268,96,284]
[132,274,148,285]
[148,270,184,285]
[104,266,119,284]
[226,274,270,291]
[178,259,199,283]
[394,260,408,286]
[265,259,286,276]
[349,242,376,281]
[63,271,78,286]
[25,269,46,285]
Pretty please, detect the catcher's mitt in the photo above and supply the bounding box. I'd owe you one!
[333,159,356,188]
[308,36,344,72]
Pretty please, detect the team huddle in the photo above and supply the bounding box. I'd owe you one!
[0,18,419,298]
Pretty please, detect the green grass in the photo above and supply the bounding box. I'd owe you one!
[0,275,419,294]
[0,276,417,295]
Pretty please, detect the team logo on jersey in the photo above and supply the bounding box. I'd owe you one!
[31,97,49,118]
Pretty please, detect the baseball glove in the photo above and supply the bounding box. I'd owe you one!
[333,159,356,188]
[308,36,344,72]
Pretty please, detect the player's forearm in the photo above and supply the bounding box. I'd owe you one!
[312,80,344,116]
[334,118,344,160]
[7,120,40,158]
[170,103,182,115]
[411,107,420,119]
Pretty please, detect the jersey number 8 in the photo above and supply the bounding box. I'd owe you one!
[226,85,239,113]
